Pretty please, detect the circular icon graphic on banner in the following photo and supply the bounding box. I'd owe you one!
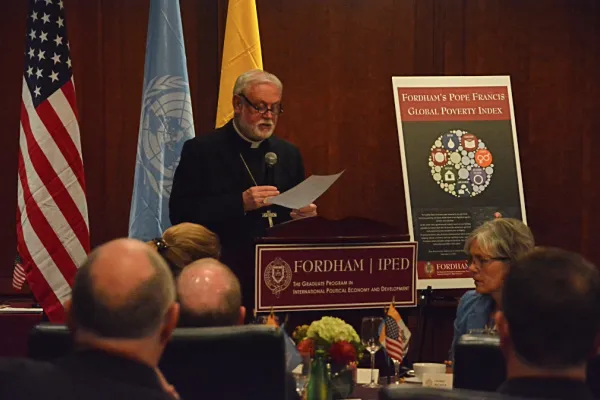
[428,130,494,198]
[431,148,448,166]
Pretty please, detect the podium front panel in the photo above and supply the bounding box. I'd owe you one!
[255,242,417,312]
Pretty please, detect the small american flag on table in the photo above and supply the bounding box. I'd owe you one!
[380,302,411,363]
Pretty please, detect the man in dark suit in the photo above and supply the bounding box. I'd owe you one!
[0,239,180,400]
[495,247,600,400]
[169,69,316,310]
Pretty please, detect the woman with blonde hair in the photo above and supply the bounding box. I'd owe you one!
[147,222,221,278]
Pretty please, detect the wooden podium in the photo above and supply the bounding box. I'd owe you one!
[255,216,463,365]
[260,215,409,243]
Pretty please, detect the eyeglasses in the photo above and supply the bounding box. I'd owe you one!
[467,254,511,269]
[239,94,283,116]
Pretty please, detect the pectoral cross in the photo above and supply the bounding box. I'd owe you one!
[262,210,277,228]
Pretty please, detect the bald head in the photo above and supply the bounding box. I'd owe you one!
[71,238,176,339]
[176,258,243,327]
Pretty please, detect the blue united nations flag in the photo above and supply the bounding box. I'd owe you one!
[129,0,195,240]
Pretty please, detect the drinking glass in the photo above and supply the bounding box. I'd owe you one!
[361,317,383,388]
[292,352,311,397]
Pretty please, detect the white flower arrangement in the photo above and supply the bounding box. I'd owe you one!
[306,316,360,346]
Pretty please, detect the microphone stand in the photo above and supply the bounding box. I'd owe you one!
[414,285,433,364]
[413,286,458,364]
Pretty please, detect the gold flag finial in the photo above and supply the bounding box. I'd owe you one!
[265,307,278,327]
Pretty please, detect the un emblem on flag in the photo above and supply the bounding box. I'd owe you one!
[140,75,194,199]
[264,257,293,298]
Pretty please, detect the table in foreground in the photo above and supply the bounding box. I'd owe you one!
[349,377,428,400]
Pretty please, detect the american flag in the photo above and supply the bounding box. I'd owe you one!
[12,254,26,290]
[15,0,90,321]
[381,303,411,363]
[384,315,404,361]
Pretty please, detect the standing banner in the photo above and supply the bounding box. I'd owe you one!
[392,76,526,289]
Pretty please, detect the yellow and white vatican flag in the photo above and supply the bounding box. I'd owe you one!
[215,0,263,128]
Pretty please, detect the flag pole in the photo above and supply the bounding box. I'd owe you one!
[414,285,433,364]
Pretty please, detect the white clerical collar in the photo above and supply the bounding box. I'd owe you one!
[233,119,263,149]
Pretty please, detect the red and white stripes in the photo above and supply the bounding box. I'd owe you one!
[16,77,89,321]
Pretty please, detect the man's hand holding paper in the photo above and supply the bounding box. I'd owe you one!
[290,203,318,220]
[242,186,280,212]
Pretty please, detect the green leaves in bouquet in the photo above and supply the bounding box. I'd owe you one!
[292,324,310,344]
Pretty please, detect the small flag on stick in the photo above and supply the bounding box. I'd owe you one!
[379,298,411,363]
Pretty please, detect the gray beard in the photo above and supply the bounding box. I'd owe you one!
[237,118,274,142]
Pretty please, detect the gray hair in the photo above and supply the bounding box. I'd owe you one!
[71,248,175,339]
[232,69,283,96]
[464,218,534,262]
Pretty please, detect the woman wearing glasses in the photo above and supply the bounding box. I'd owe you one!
[449,217,534,361]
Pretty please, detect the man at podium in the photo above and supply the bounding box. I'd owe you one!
[169,69,316,309]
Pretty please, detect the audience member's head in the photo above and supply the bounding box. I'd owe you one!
[496,247,600,380]
[176,258,245,327]
[147,222,221,279]
[465,218,534,301]
[66,238,179,367]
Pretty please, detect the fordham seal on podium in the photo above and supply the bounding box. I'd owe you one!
[263,257,293,298]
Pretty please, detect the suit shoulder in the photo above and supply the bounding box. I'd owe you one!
[197,126,231,143]
[0,358,56,386]
[187,128,229,147]
[0,357,54,373]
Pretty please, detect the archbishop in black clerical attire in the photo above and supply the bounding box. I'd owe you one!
[169,70,317,311]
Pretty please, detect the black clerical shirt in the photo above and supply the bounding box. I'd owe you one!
[170,120,305,307]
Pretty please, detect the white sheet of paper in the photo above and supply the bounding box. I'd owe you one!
[269,171,344,210]
[356,367,379,384]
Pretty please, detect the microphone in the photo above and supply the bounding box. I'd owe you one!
[265,152,278,168]
[264,152,277,186]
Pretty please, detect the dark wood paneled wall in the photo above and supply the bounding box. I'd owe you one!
[0,0,598,320]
